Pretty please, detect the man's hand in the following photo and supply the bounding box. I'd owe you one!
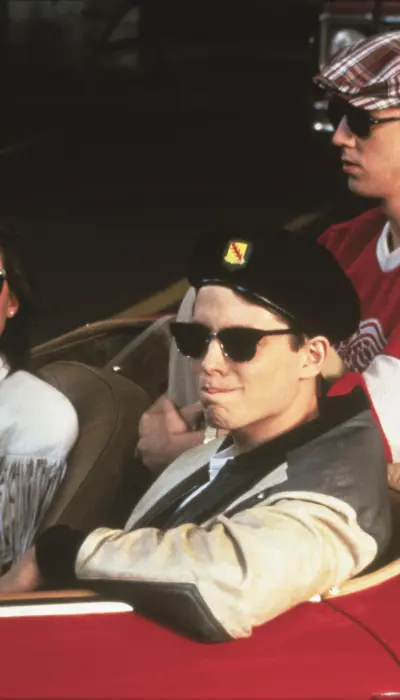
[137,395,205,475]
[0,547,43,595]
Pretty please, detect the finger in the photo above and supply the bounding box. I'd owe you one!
[180,402,203,424]
[165,410,190,433]
[142,394,171,417]
[138,412,151,435]
[163,401,191,432]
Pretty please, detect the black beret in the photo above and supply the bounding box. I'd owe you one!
[187,226,360,344]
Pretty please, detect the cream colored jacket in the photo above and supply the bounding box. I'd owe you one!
[73,389,390,642]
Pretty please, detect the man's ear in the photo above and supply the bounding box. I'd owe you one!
[321,344,346,381]
[6,290,19,319]
[298,336,330,379]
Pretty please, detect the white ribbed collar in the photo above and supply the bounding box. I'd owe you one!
[376,221,400,272]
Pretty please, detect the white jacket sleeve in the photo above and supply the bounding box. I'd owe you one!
[75,493,377,641]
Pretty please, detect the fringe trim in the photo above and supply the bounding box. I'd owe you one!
[0,456,66,570]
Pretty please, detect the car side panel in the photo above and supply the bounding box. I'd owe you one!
[0,595,398,699]
[327,573,400,665]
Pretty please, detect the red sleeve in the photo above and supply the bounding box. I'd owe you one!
[317,224,334,247]
[328,327,400,463]
[317,208,386,258]
[317,223,340,249]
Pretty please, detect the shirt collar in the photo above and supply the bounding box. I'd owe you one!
[208,444,236,480]
[376,222,400,272]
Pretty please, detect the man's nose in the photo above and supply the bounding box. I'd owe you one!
[201,338,227,373]
[332,116,357,148]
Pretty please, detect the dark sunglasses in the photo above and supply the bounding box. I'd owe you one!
[327,97,400,139]
[0,270,6,294]
[170,321,296,363]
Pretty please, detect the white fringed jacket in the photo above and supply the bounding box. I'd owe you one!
[0,357,78,570]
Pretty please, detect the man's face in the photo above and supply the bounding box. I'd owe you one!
[332,106,400,199]
[191,286,317,437]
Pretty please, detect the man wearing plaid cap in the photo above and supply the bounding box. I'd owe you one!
[138,32,400,476]
[312,31,400,480]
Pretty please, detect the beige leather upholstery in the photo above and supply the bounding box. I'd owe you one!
[37,361,151,533]
[32,319,149,368]
[324,557,400,599]
[105,317,173,402]
[32,317,172,403]
[0,590,96,602]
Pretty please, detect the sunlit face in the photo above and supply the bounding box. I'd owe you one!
[191,286,326,444]
[332,108,400,200]
[0,253,19,338]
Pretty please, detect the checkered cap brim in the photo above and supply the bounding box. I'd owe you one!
[314,31,400,110]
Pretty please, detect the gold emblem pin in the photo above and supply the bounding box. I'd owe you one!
[223,240,252,269]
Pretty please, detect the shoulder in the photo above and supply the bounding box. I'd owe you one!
[0,370,76,417]
[290,406,391,555]
[284,391,388,519]
[0,371,78,459]
[318,207,385,251]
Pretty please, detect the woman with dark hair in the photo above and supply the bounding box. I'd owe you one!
[0,228,78,573]
[0,227,35,372]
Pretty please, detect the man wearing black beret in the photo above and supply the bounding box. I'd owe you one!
[0,227,391,643]
[139,32,400,476]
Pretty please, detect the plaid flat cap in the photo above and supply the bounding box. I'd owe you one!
[314,31,400,110]
[187,225,360,343]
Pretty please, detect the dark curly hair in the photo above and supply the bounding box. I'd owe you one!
[0,228,35,372]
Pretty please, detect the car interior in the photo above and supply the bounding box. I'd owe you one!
[33,316,173,533]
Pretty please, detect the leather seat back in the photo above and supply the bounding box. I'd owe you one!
[37,361,151,533]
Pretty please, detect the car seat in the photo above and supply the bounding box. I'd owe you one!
[37,361,152,534]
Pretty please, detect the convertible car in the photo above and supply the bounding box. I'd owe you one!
[1,311,400,700]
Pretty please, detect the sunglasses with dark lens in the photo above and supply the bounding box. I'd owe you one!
[0,270,6,294]
[327,97,400,139]
[170,321,296,363]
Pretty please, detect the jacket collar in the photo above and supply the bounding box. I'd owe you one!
[226,386,370,472]
[128,387,370,530]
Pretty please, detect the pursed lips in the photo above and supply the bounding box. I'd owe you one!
[341,155,361,167]
[200,386,237,395]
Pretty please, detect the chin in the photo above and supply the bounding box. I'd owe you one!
[204,406,230,431]
[347,177,381,199]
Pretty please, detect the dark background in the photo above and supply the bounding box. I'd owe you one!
[0,0,371,341]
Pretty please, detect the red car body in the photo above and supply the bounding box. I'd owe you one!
[1,569,400,699]
[0,318,398,700]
